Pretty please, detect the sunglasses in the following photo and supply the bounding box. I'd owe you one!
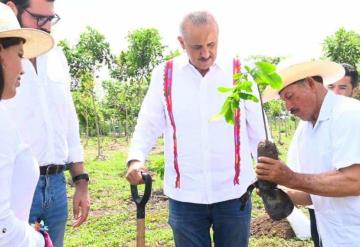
[23,8,61,27]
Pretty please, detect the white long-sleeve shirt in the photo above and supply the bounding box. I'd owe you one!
[128,55,266,204]
[0,103,44,247]
[3,47,83,166]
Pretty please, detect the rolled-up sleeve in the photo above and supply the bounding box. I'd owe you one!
[332,111,360,169]
[62,53,84,164]
[127,65,166,164]
[66,90,84,163]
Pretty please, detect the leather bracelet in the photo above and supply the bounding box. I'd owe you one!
[72,173,89,183]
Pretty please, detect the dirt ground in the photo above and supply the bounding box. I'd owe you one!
[251,214,295,239]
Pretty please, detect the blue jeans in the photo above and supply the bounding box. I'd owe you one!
[29,172,68,247]
[168,197,252,247]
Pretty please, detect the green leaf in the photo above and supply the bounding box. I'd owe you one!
[233,73,242,82]
[239,92,259,102]
[255,61,276,73]
[252,69,283,90]
[267,73,283,89]
[209,112,224,122]
[218,86,235,93]
[231,99,239,110]
[244,65,252,74]
[220,98,232,114]
[224,108,234,124]
[236,80,253,92]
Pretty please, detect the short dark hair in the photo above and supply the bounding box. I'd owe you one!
[342,63,358,88]
[0,0,30,9]
[180,11,218,37]
[0,0,55,9]
[294,76,323,86]
[0,37,24,100]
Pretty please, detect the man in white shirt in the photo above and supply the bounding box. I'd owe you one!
[288,62,359,247]
[257,60,360,247]
[126,11,266,247]
[2,0,90,246]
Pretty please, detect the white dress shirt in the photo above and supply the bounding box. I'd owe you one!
[128,55,266,204]
[288,92,360,247]
[0,103,44,247]
[3,47,83,166]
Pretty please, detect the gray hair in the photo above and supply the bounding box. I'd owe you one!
[179,11,218,37]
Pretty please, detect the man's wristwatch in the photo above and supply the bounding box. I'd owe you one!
[72,173,89,183]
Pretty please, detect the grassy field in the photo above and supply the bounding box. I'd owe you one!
[64,121,312,246]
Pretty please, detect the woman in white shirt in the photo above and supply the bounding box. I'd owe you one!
[0,3,53,246]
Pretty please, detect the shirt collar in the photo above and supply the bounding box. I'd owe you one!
[314,90,335,127]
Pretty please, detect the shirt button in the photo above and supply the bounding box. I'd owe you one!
[2,228,6,233]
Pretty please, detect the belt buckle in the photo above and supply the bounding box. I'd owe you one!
[45,165,52,175]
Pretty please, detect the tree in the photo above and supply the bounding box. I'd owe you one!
[59,26,114,159]
[108,28,165,140]
[245,55,285,67]
[112,28,165,82]
[322,28,360,66]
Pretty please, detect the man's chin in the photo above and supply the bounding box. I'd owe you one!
[198,61,213,70]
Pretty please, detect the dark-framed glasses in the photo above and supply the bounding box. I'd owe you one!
[23,8,61,27]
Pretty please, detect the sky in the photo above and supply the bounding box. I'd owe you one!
[53,0,360,61]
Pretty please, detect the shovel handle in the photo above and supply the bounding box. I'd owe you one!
[136,218,145,247]
[131,173,152,219]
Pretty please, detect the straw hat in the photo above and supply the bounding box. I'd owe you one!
[263,60,345,102]
[0,3,54,58]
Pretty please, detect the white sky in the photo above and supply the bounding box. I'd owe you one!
[53,0,360,61]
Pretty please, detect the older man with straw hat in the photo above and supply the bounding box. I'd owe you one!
[256,60,360,247]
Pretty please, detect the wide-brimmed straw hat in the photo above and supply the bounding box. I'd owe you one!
[0,3,54,58]
[263,60,345,102]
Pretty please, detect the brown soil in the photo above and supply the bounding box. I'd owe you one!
[251,214,295,239]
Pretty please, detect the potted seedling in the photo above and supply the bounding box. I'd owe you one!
[212,61,294,221]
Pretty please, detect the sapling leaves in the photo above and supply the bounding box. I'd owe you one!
[212,61,283,125]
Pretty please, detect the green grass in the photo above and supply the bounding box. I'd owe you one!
[64,125,312,246]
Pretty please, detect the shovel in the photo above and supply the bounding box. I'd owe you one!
[131,173,152,247]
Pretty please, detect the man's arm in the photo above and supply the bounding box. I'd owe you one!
[125,64,167,185]
[60,49,90,227]
[69,162,90,227]
[256,157,360,197]
[279,186,312,206]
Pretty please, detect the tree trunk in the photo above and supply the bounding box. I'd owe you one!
[90,90,102,159]
[85,114,89,147]
[125,105,129,143]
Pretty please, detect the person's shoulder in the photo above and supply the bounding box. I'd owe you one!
[331,95,360,125]
[214,56,236,71]
[0,103,18,147]
[334,95,360,116]
[39,45,65,58]
[152,56,185,76]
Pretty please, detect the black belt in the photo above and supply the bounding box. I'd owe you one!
[39,164,66,175]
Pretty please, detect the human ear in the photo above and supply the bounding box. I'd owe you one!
[6,1,19,16]
[177,36,185,50]
[352,86,360,97]
[0,44,3,63]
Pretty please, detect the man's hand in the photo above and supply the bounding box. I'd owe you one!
[256,156,295,187]
[72,180,90,227]
[126,160,147,185]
